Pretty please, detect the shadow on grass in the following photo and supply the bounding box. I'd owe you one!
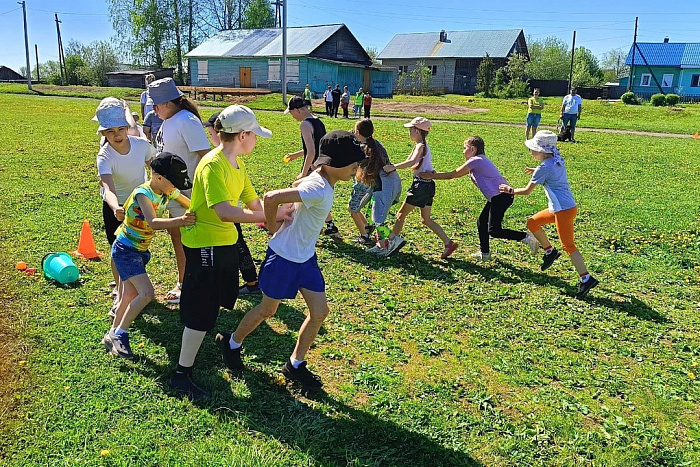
[132,301,480,466]
[586,293,668,323]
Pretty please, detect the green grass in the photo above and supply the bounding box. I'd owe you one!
[1,93,700,465]
[0,83,143,100]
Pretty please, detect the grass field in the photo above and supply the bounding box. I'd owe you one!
[2,83,700,135]
[1,93,700,466]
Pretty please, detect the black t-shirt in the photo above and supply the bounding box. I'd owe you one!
[331,88,342,102]
[301,117,327,169]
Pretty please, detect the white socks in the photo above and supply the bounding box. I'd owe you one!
[290,357,304,369]
[229,334,242,349]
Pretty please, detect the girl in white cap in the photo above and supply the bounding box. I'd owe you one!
[498,130,598,298]
[94,98,156,316]
[382,117,458,259]
[149,77,212,304]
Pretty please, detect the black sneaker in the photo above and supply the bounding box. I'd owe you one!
[215,333,244,371]
[323,222,339,236]
[576,276,599,299]
[238,283,261,295]
[356,234,375,246]
[168,371,210,401]
[365,224,375,238]
[281,361,323,392]
[541,248,561,271]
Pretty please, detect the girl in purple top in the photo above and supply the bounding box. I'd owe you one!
[420,136,539,261]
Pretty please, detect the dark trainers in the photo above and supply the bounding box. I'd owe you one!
[107,331,133,359]
[356,234,375,246]
[215,333,244,371]
[576,276,599,299]
[541,248,561,271]
[238,283,261,295]
[281,361,323,392]
[168,371,210,401]
[365,224,375,238]
[323,222,339,236]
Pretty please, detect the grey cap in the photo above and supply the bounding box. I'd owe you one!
[148,78,184,105]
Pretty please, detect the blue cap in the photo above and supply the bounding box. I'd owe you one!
[92,97,129,133]
[148,77,183,105]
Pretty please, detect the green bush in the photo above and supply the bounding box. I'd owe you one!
[650,93,666,106]
[665,94,680,106]
[621,92,639,105]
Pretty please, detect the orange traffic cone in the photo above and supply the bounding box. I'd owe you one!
[72,220,102,259]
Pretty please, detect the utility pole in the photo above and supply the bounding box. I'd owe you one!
[272,0,282,28]
[18,1,32,90]
[55,14,66,85]
[567,31,576,91]
[628,17,638,92]
[282,0,287,104]
[35,44,40,82]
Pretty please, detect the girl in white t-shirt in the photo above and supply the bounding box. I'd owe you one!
[94,98,156,315]
[381,117,457,259]
[149,78,212,304]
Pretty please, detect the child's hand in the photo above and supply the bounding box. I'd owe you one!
[524,167,535,175]
[383,164,396,173]
[276,203,295,222]
[418,171,433,180]
[181,212,196,226]
[114,207,125,222]
[285,152,301,162]
[499,184,514,194]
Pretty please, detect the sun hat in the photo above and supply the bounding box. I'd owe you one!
[202,111,220,128]
[150,152,193,190]
[218,105,272,138]
[315,130,367,168]
[92,97,128,133]
[148,77,184,105]
[284,95,306,114]
[403,116,431,131]
[524,130,559,153]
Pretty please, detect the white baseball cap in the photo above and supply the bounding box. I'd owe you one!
[218,105,272,138]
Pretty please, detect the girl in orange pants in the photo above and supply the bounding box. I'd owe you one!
[499,130,598,299]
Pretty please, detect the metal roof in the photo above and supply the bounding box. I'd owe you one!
[378,29,523,59]
[186,24,345,58]
[625,42,700,67]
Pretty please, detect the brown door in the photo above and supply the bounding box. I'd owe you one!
[239,67,251,88]
[363,69,371,92]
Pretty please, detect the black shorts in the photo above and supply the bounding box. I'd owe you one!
[405,178,435,208]
[180,245,239,332]
[102,201,122,246]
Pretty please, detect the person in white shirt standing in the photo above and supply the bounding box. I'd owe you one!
[149,77,212,304]
[560,87,582,142]
[140,73,156,120]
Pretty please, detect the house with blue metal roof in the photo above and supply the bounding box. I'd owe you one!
[377,29,528,95]
[185,24,394,97]
[619,40,700,98]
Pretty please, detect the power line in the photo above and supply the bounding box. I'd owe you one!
[27,7,108,17]
[0,7,20,16]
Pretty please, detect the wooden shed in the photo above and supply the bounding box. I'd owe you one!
[186,24,393,97]
[0,66,25,82]
[105,68,174,89]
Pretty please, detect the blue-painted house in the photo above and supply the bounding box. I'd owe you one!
[185,24,393,97]
[619,40,700,98]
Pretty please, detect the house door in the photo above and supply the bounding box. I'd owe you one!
[363,69,371,92]
[239,67,251,88]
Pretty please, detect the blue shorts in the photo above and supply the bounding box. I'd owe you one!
[526,113,541,127]
[258,248,325,299]
[562,113,578,129]
[111,240,150,281]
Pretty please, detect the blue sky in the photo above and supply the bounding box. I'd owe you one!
[2,0,699,74]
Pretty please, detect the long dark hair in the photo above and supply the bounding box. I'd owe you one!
[356,119,384,187]
[169,96,201,121]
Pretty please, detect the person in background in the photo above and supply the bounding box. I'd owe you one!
[331,84,342,118]
[324,86,333,117]
[353,88,364,118]
[143,109,163,145]
[363,91,373,119]
[340,86,350,119]
[303,84,313,109]
[140,73,156,120]
[526,88,544,140]
[560,87,582,142]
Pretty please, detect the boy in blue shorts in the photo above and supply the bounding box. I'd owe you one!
[104,152,194,359]
[217,130,367,394]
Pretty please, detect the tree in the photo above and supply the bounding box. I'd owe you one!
[476,54,495,96]
[493,53,530,98]
[572,46,604,87]
[600,47,628,83]
[242,0,274,29]
[526,36,570,80]
[64,40,120,86]
[365,46,379,64]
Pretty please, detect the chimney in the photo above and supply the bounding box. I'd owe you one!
[440,30,447,42]
[664,37,670,43]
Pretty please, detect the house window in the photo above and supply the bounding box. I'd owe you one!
[268,59,299,83]
[197,60,208,81]
[398,65,408,74]
[640,73,652,87]
[662,74,673,87]
[431,65,438,76]
[691,74,700,87]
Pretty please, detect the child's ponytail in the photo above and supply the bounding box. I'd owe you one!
[170,96,202,121]
[410,129,429,170]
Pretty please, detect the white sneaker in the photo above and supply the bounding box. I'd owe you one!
[470,251,492,262]
[367,244,386,255]
[384,235,406,257]
[522,233,540,254]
